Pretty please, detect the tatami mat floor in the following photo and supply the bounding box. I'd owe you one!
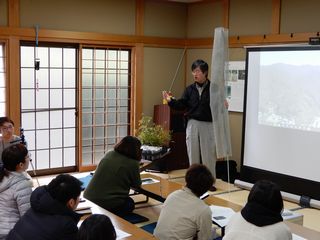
[32,169,320,234]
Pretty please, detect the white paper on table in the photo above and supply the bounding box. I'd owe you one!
[116,228,131,239]
[292,233,306,240]
[281,208,303,222]
[75,200,92,214]
[200,192,209,200]
[141,177,160,185]
[210,205,236,227]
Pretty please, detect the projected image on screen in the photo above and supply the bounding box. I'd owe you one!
[258,51,320,132]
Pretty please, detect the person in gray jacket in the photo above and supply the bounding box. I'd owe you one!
[0,143,33,239]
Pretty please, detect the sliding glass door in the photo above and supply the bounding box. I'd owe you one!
[81,48,131,167]
[20,44,77,173]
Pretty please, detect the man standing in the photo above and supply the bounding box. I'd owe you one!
[163,59,225,190]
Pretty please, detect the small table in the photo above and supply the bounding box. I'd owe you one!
[134,173,182,202]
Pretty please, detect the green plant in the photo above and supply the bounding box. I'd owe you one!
[136,116,171,146]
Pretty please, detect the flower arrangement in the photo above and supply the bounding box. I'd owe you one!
[136,115,171,147]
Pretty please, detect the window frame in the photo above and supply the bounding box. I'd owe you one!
[20,41,79,175]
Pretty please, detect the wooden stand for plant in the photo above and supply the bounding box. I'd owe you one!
[150,104,189,172]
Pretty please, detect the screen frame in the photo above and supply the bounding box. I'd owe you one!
[240,45,320,201]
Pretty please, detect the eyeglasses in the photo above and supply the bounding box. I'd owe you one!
[192,69,203,75]
[1,125,14,131]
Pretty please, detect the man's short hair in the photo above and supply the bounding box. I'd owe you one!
[191,59,209,77]
[185,164,214,197]
[47,174,82,204]
[0,116,14,127]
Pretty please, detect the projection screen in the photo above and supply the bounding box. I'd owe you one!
[241,45,320,201]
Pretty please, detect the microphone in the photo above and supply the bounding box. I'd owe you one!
[17,127,40,186]
[20,128,26,146]
[9,127,26,145]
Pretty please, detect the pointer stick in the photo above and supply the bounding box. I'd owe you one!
[168,48,186,92]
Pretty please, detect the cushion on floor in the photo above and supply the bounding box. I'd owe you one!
[78,174,93,190]
[122,212,149,224]
[140,222,157,234]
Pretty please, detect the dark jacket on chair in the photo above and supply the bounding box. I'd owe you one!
[7,186,81,240]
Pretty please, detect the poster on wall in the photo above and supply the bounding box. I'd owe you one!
[226,61,245,112]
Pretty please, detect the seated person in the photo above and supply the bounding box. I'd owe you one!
[0,117,21,167]
[77,214,116,240]
[223,180,292,240]
[154,163,215,240]
[0,144,33,239]
[83,136,142,217]
[7,174,83,240]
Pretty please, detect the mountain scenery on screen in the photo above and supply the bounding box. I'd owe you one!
[258,63,320,132]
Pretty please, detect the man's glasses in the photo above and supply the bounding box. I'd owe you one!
[1,125,14,131]
[192,69,202,75]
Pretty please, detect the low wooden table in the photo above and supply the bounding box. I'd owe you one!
[80,197,157,240]
[136,173,182,202]
[137,173,320,240]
